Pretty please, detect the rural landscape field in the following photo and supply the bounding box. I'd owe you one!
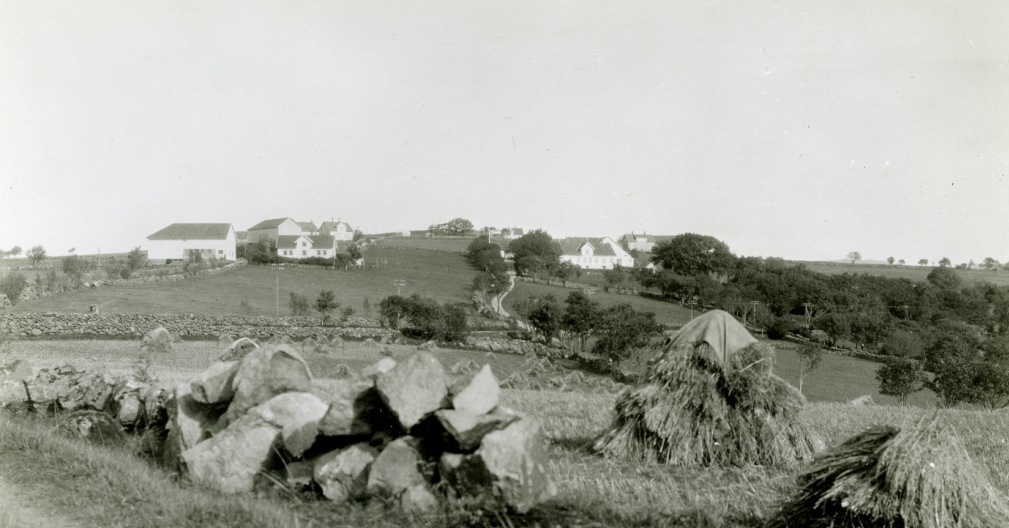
[4,236,1008,528]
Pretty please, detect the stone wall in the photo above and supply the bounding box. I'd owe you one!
[0,312,396,340]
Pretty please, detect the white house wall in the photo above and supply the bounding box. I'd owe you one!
[146,236,236,262]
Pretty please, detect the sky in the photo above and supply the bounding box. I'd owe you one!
[2,1,1008,263]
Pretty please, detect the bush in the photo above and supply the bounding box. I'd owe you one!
[0,271,28,306]
[379,294,468,342]
[876,358,926,405]
[767,316,798,340]
[289,293,310,316]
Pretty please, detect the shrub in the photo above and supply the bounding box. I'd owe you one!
[315,290,340,324]
[289,292,310,316]
[0,271,28,306]
[876,358,926,405]
[767,316,798,340]
[379,294,469,342]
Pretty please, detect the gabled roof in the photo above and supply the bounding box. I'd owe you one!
[276,234,337,250]
[558,237,617,257]
[248,217,294,231]
[298,221,318,233]
[147,223,233,241]
[236,231,248,240]
[621,233,675,244]
[320,221,353,232]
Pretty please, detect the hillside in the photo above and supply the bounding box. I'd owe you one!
[13,247,473,316]
[796,261,1009,286]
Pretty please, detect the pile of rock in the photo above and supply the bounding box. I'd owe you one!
[164,344,556,513]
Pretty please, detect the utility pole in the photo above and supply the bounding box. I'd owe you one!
[746,301,761,326]
[275,271,279,317]
[393,279,406,296]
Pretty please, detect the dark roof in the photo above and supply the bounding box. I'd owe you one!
[621,233,675,244]
[147,223,233,241]
[557,238,615,257]
[248,217,293,231]
[236,231,248,240]
[276,234,336,250]
[298,221,318,232]
[320,221,353,231]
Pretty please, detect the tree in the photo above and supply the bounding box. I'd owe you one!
[379,295,410,330]
[0,271,28,306]
[898,259,905,266]
[127,246,146,271]
[939,257,951,268]
[352,229,364,242]
[652,234,735,276]
[509,230,561,277]
[984,257,1001,272]
[61,255,89,288]
[562,291,601,353]
[528,299,564,344]
[876,358,926,405]
[315,290,340,324]
[430,218,474,236]
[8,246,21,258]
[289,292,310,316]
[796,343,825,395]
[880,329,924,359]
[887,256,895,266]
[603,266,630,292]
[918,259,929,266]
[926,266,962,290]
[846,251,862,265]
[592,304,663,363]
[25,245,46,268]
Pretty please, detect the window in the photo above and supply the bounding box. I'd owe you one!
[302,250,307,256]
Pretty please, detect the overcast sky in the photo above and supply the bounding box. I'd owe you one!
[2,1,1007,263]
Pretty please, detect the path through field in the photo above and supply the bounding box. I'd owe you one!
[0,475,80,528]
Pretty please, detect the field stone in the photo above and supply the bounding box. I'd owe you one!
[435,409,518,452]
[217,334,237,348]
[59,409,126,446]
[111,378,149,427]
[317,378,387,437]
[141,326,176,353]
[360,358,396,380]
[313,442,378,503]
[181,411,281,494]
[254,391,328,458]
[418,341,438,351]
[469,417,557,513]
[190,361,239,404]
[219,337,259,362]
[451,364,500,415]
[282,459,316,490]
[170,381,225,451]
[0,359,32,381]
[224,344,313,423]
[401,483,439,514]
[140,384,170,428]
[366,436,426,498]
[375,352,449,430]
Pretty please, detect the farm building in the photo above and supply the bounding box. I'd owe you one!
[276,234,338,259]
[145,223,236,263]
[319,220,355,241]
[558,237,634,270]
[246,217,312,245]
[619,233,674,252]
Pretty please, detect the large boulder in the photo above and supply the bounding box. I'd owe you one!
[111,378,149,428]
[218,337,259,362]
[223,344,313,423]
[24,367,119,414]
[180,411,280,494]
[375,352,448,430]
[313,443,378,503]
[401,483,439,514]
[435,409,517,452]
[317,378,393,437]
[451,364,500,415]
[59,409,126,446]
[441,417,556,513]
[366,436,426,498]
[140,384,170,429]
[168,381,225,453]
[190,361,239,405]
[0,359,31,408]
[141,326,177,354]
[255,391,328,458]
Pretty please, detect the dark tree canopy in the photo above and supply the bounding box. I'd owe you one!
[508,230,561,277]
[651,233,735,276]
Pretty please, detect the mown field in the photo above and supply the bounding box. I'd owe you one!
[13,247,473,316]
[0,338,1000,527]
[504,279,698,329]
[799,261,1009,286]
[372,236,473,253]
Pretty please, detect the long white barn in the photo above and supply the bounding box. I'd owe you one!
[145,223,237,262]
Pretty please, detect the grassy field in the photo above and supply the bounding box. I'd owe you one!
[504,279,698,328]
[799,261,1009,286]
[0,338,1003,527]
[372,236,474,253]
[13,247,474,316]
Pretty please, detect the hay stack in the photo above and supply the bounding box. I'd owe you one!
[593,310,823,466]
[767,415,1009,528]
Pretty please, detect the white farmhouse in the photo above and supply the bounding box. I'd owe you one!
[145,223,236,263]
[276,235,338,259]
[319,220,355,241]
[558,237,635,270]
[247,217,309,245]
